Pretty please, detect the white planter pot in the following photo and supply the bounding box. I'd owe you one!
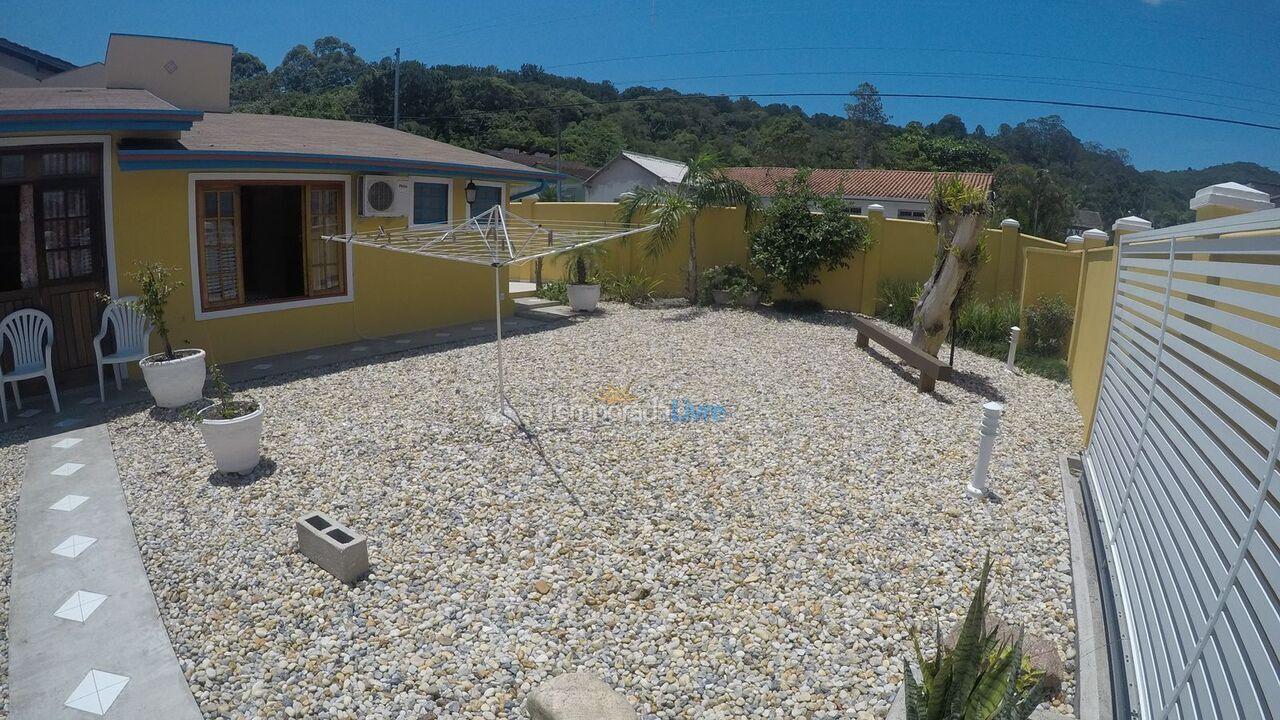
[567,283,601,312]
[197,402,264,475]
[139,349,207,408]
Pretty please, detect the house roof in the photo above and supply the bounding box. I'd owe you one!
[0,37,77,73]
[722,167,994,200]
[620,151,688,183]
[0,87,178,111]
[1071,209,1103,230]
[0,87,202,132]
[116,112,559,181]
[485,148,596,180]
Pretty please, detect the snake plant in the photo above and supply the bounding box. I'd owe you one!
[901,557,1047,720]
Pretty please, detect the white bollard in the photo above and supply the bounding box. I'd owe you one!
[1005,326,1021,372]
[967,401,1003,498]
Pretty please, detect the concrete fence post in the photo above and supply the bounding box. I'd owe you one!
[998,218,1020,297]
[1082,228,1108,251]
[858,204,886,315]
[967,401,1004,498]
[1064,234,1084,251]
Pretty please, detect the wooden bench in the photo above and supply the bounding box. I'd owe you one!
[849,316,953,392]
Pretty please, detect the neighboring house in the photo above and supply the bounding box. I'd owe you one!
[584,151,688,202]
[0,37,77,86]
[1067,209,1104,235]
[485,148,594,201]
[1246,180,1280,206]
[722,167,994,220]
[0,34,555,384]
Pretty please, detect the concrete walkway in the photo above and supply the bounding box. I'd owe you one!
[8,424,200,719]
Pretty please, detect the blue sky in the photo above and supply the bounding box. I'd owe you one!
[8,0,1279,171]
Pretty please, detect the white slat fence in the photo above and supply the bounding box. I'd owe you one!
[1083,208,1280,719]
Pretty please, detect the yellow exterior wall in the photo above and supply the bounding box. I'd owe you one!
[1066,247,1117,445]
[508,201,1067,317]
[110,165,514,364]
[1019,247,1084,313]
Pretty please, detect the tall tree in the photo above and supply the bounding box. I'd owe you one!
[912,177,993,356]
[844,82,890,168]
[617,153,758,301]
[994,164,1074,240]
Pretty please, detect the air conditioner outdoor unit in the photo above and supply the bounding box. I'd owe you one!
[359,175,409,217]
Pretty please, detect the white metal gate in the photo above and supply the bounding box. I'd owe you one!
[1083,209,1280,719]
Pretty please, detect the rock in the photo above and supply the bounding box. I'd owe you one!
[533,580,552,595]
[526,673,638,720]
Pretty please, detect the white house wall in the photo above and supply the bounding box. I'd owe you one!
[585,158,665,202]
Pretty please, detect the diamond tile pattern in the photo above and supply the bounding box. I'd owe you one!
[51,535,97,558]
[53,437,83,449]
[51,462,85,477]
[64,670,129,715]
[54,590,108,623]
[49,494,89,512]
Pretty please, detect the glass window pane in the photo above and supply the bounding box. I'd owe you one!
[204,192,218,218]
[0,155,22,178]
[413,182,449,225]
[470,185,502,217]
[220,191,235,216]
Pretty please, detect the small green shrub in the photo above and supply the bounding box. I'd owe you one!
[535,280,568,304]
[601,271,661,305]
[99,261,183,360]
[877,280,922,327]
[902,556,1047,720]
[749,168,874,293]
[955,295,1019,349]
[1024,295,1074,357]
[699,264,766,305]
[559,244,608,285]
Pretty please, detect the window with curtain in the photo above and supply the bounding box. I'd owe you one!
[470,185,503,217]
[195,182,346,311]
[412,181,449,226]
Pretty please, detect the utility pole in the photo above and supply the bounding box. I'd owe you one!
[393,47,401,130]
[555,109,563,200]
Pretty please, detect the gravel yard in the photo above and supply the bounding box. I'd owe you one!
[107,303,1080,719]
[0,432,28,718]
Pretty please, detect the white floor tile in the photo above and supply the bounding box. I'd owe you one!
[53,437,83,449]
[18,409,40,418]
[64,669,129,715]
[79,397,98,405]
[51,535,97,558]
[395,338,412,344]
[50,494,89,512]
[351,346,369,352]
[304,354,323,360]
[54,590,108,622]
[252,363,272,370]
[51,462,85,477]
[55,418,83,428]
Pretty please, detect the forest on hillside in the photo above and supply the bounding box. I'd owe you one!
[229,37,1280,237]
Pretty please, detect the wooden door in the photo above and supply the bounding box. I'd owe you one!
[0,145,108,388]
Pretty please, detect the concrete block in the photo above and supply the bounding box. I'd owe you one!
[296,512,369,585]
[526,673,638,720]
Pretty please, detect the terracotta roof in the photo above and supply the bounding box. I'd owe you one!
[0,87,177,111]
[172,113,554,178]
[722,167,993,200]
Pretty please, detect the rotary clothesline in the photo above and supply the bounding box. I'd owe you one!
[324,204,656,419]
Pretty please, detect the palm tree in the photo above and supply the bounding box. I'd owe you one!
[617,152,757,301]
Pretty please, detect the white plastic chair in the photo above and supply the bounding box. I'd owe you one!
[93,297,153,402]
[0,308,59,423]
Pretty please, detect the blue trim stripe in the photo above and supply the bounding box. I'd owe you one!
[0,120,196,132]
[117,149,563,181]
[0,108,203,119]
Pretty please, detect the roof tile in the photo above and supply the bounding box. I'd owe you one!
[722,167,993,200]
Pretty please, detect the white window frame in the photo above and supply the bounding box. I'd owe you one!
[0,135,117,295]
[186,172,354,320]
[408,175,453,228]
[467,180,506,217]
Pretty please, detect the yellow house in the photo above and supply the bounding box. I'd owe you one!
[0,34,556,385]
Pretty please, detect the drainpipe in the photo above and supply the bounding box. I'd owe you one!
[511,181,546,201]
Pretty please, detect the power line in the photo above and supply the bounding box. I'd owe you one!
[350,89,1280,132]
[610,70,1280,119]
[547,46,1280,98]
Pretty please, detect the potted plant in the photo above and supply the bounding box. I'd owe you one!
[561,244,607,312]
[701,264,766,307]
[194,363,263,475]
[106,262,206,408]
